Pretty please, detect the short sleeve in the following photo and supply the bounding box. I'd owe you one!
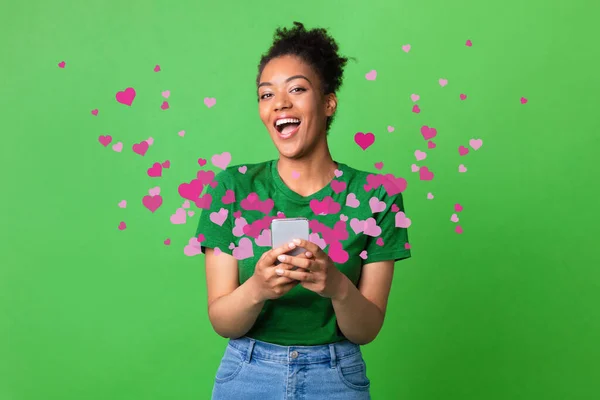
[364,185,412,264]
[195,170,235,256]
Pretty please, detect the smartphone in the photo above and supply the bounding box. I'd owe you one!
[271,217,309,270]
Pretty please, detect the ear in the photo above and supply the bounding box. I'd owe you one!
[324,93,337,117]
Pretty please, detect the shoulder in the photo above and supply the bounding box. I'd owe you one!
[218,159,273,183]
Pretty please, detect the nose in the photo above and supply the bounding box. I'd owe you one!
[273,92,291,112]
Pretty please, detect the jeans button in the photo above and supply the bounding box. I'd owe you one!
[290,350,299,359]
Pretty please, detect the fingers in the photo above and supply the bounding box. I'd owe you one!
[276,253,313,270]
[264,241,305,266]
[290,239,322,259]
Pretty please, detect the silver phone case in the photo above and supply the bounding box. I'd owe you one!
[271,217,309,269]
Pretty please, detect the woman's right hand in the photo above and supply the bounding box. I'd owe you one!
[251,241,310,302]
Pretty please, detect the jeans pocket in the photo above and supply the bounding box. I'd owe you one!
[336,351,371,390]
[214,345,245,383]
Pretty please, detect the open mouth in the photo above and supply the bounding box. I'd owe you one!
[275,119,302,137]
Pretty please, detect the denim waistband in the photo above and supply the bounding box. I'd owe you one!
[227,336,362,368]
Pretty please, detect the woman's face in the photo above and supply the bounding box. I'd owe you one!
[257,55,336,159]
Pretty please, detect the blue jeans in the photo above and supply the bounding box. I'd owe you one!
[211,336,371,399]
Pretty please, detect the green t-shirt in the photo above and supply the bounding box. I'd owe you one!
[195,158,411,346]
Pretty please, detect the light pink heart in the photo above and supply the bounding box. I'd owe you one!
[255,229,272,247]
[363,218,382,237]
[187,211,194,217]
[427,192,434,200]
[210,208,229,226]
[395,212,412,228]
[365,70,377,80]
[211,152,231,170]
[415,150,427,161]
[233,237,254,260]
[178,130,185,137]
[112,142,123,152]
[411,94,420,102]
[359,250,368,260]
[411,164,419,172]
[334,169,343,178]
[469,138,483,150]
[346,193,360,208]
[233,217,248,237]
[459,164,467,173]
[170,208,187,225]
[292,171,300,179]
[238,166,247,174]
[369,197,386,213]
[387,126,395,132]
[184,237,202,256]
[148,186,160,196]
[402,44,411,53]
[162,90,170,99]
[118,200,127,208]
[339,214,348,222]
[204,97,217,108]
[439,79,448,87]
[450,213,459,223]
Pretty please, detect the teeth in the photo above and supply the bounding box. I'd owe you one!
[276,118,301,127]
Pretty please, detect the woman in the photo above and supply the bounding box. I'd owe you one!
[196,21,411,399]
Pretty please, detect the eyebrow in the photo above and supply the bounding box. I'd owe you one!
[258,75,312,89]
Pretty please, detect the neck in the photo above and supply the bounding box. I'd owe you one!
[276,140,338,197]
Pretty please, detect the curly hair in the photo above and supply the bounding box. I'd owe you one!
[256,21,354,133]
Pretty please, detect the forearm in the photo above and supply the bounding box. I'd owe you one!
[208,276,265,339]
[331,274,384,345]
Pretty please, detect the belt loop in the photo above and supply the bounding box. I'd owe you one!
[329,343,336,369]
[246,338,256,364]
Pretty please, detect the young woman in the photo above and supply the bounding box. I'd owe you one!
[197,21,412,400]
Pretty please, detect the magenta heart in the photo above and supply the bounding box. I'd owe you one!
[374,162,383,170]
[132,141,149,156]
[198,158,207,166]
[161,101,169,110]
[391,204,400,212]
[376,237,384,246]
[458,146,469,156]
[454,203,463,213]
[420,126,437,141]
[460,94,467,100]
[419,166,434,181]
[98,135,112,147]
[91,109,98,116]
[147,163,162,177]
[330,180,347,194]
[58,61,66,68]
[427,141,436,149]
[354,132,375,150]
[142,194,163,213]
[196,234,205,243]
[327,241,349,264]
[233,211,242,218]
[404,243,411,250]
[412,105,420,113]
[466,40,472,47]
[520,97,528,104]
[164,238,170,245]
[118,221,126,230]
[455,225,463,234]
[222,189,236,204]
[162,160,170,168]
[154,65,161,72]
[116,87,136,106]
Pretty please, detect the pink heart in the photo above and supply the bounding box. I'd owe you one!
[118,221,126,230]
[91,109,98,116]
[146,137,154,146]
[374,162,383,170]
[359,250,368,260]
[339,214,348,222]
[148,187,160,196]
[405,243,411,250]
[466,40,472,47]
[118,200,127,208]
[439,78,448,87]
[455,203,463,212]
[222,189,236,204]
[365,70,377,80]
[330,180,347,194]
[204,97,216,108]
[387,126,395,133]
[350,218,365,234]
[164,238,170,245]
[309,233,327,250]
[334,169,343,178]
[229,243,235,250]
[132,141,149,156]
[391,204,400,213]
[116,87,136,106]
[154,65,161,72]
[99,135,112,147]
[187,211,194,217]
[411,164,419,172]
[170,208,187,224]
[460,94,467,100]
[469,138,483,150]
[182,200,190,209]
[455,225,463,234]
[142,194,163,213]
[161,101,169,110]
[211,152,231,170]
[427,193,434,200]
[233,237,254,260]
[234,210,242,219]
[345,193,360,208]
[255,229,272,247]
[292,171,300,179]
[410,94,420,102]
[354,132,375,150]
[233,217,248,236]
[395,212,412,228]
[162,90,170,99]
[450,213,459,223]
[196,234,205,243]
[238,166,247,174]
[419,166,434,181]
[412,105,420,113]
[458,164,467,173]
[520,97,528,104]
[363,218,382,237]
[197,158,207,166]
[147,162,162,177]
[178,130,185,137]
[58,61,66,68]
[369,197,386,213]
[427,141,436,149]
[162,160,170,168]
[213,248,222,256]
[376,237,384,246]
[402,44,411,53]
[184,237,202,257]
[112,142,123,152]
[458,146,469,156]
[420,126,437,141]
[210,208,229,226]
[415,150,427,161]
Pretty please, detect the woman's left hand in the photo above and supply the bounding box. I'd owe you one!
[275,238,347,300]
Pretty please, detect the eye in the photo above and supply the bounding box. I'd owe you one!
[260,93,272,100]
[291,87,306,93]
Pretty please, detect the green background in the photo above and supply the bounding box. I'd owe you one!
[2,0,598,399]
